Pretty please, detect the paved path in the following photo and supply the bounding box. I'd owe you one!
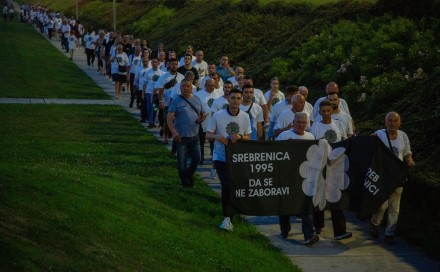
[3,25,440,272]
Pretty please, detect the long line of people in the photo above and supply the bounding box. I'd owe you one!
[22,3,414,248]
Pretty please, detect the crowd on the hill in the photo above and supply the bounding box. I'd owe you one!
[19,3,416,248]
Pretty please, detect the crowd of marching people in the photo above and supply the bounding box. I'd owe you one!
[20,4,416,247]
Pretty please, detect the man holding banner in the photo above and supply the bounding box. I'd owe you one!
[370,112,415,245]
[310,100,352,240]
[206,88,251,231]
[276,112,319,245]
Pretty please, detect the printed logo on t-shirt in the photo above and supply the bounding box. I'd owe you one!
[272,97,280,106]
[208,98,215,108]
[222,103,228,109]
[226,122,240,136]
[198,67,205,77]
[324,129,337,143]
[392,145,399,157]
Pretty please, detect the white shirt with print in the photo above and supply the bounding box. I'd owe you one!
[208,109,251,162]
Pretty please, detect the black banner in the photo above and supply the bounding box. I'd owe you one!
[226,139,317,216]
[336,136,409,220]
[226,136,408,219]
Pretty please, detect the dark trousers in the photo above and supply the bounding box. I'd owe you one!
[139,91,147,121]
[279,214,315,240]
[158,107,164,127]
[176,136,201,186]
[48,28,53,40]
[313,210,347,237]
[214,161,232,217]
[61,36,68,51]
[198,127,214,162]
[85,48,95,66]
[129,73,136,103]
[146,93,155,126]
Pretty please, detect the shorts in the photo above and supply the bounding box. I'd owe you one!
[112,73,127,83]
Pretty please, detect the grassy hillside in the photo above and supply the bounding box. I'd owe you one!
[14,0,440,259]
[0,20,300,271]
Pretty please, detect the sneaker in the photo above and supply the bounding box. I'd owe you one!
[334,232,353,240]
[303,235,319,246]
[370,223,379,238]
[384,235,396,245]
[314,228,322,235]
[220,217,233,231]
[210,168,216,179]
[277,232,289,239]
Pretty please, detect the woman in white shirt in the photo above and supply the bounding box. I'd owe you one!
[111,44,129,99]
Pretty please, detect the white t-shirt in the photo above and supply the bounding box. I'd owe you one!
[111,52,129,75]
[276,130,315,141]
[274,109,310,131]
[68,35,77,49]
[134,67,150,91]
[304,101,314,121]
[314,111,353,136]
[375,129,412,161]
[195,89,223,131]
[192,60,209,79]
[211,96,229,114]
[61,24,70,37]
[84,33,95,49]
[143,68,163,94]
[159,61,167,72]
[270,99,291,123]
[264,90,285,110]
[155,72,185,106]
[309,120,346,143]
[240,102,264,140]
[129,54,143,74]
[226,76,238,87]
[208,109,252,162]
[313,97,350,121]
[252,88,267,106]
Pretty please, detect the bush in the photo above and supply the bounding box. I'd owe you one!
[132,5,175,36]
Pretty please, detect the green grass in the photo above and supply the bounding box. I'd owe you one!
[0,20,108,99]
[0,15,300,272]
[0,105,299,271]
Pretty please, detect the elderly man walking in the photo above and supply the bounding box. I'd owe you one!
[370,111,415,245]
[167,79,206,188]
